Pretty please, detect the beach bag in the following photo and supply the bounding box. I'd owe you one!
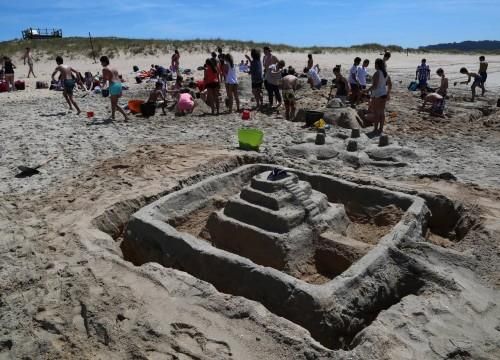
[321,79,328,86]
[408,81,418,91]
[36,81,48,89]
[0,81,8,92]
[15,80,25,90]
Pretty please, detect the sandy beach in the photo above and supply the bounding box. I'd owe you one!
[1,50,500,359]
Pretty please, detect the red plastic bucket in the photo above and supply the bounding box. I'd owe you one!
[87,111,94,118]
[242,110,251,120]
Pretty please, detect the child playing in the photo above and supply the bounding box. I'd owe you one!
[479,56,488,91]
[145,81,167,115]
[176,89,196,115]
[436,68,448,97]
[459,67,484,102]
[51,56,81,114]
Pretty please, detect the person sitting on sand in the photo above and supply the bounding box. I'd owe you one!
[459,67,484,102]
[245,49,263,110]
[100,55,129,121]
[224,53,240,113]
[82,72,96,91]
[416,59,430,91]
[436,68,448,97]
[479,56,488,91]
[305,66,321,90]
[281,74,298,120]
[175,89,196,115]
[204,58,220,115]
[146,81,167,115]
[333,66,349,102]
[364,58,392,136]
[51,56,81,114]
[349,57,362,105]
[238,60,249,73]
[23,47,36,78]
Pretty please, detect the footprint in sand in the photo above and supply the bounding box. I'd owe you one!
[170,322,232,359]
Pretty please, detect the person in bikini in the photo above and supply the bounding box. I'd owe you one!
[100,55,129,120]
[23,47,36,78]
[459,67,484,102]
[51,56,81,114]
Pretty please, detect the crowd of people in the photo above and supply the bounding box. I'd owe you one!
[0,46,493,134]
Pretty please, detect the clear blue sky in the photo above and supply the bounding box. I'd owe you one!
[0,0,498,47]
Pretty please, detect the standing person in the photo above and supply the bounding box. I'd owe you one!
[383,51,391,64]
[2,57,15,92]
[436,68,448,97]
[349,57,362,104]
[100,55,129,120]
[358,59,369,90]
[51,56,81,114]
[281,73,298,120]
[204,58,220,115]
[23,47,36,78]
[171,49,180,75]
[263,46,278,106]
[459,67,484,102]
[266,60,285,108]
[246,49,263,110]
[416,58,431,90]
[333,66,349,102]
[306,54,313,70]
[365,58,392,136]
[224,53,240,113]
[478,56,488,91]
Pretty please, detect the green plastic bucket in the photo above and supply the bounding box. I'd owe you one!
[238,128,264,151]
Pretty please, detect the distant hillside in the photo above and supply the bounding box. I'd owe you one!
[420,40,500,53]
[0,37,403,59]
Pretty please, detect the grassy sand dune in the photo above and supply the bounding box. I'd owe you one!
[0,37,405,60]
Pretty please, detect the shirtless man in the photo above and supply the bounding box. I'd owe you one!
[280,74,298,120]
[100,55,129,120]
[478,56,488,92]
[51,56,81,114]
[459,67,484,102]
[23,47,36,78]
